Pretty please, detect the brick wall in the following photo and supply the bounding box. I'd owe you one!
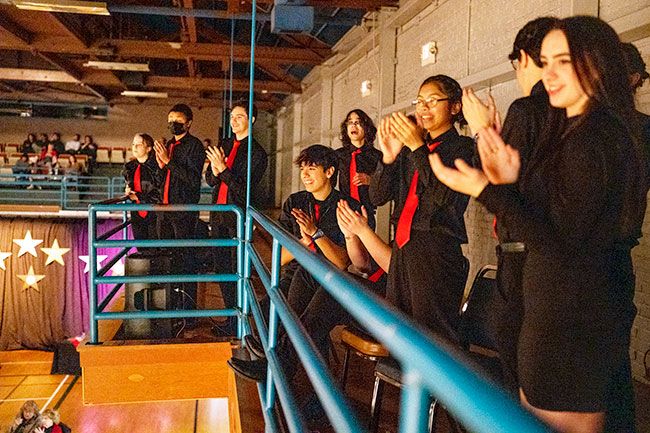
[275,0,650,382]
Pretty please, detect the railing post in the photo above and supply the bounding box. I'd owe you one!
[264,238,282,411]
[237,208,246,339]
[88,206,99,344]
[61,176,67,209]
[399,371,432,433]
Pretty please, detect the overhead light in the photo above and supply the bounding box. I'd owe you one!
[421,41,438,66]
[84,61,150,72]
[12,0,110,15]
[261,89,268,94]
[360,80,372,97]
[121,90,168,98]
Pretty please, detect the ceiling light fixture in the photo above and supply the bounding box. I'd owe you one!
[83,61,150,72]
[12,0,110,15]
[121,90,168,99]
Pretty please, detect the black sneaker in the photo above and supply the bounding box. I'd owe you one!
[227,357,268,382]
[244,334,265,359]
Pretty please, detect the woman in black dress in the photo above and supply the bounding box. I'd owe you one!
[431,16,647,433]
[336,109,382,229]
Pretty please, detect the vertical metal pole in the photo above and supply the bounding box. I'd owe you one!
[60,177,67,209]
[89,207,99,344]
[236,209,245,339]
[264,238,282,410]
[399,371,431,433]
[246,1,256,217]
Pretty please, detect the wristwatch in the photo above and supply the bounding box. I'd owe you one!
[311,228,325,241]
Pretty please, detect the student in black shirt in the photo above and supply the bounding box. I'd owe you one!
[20,133,36,154]
[370,75,473,345]
[462,16,557,397]
[35,133,48,153]
[154,103,206,312]
[122,133,159,248]
[205,101,268,334]
[229,144,359,381]
[336,109,382,229]
[430,17,646,433]
[49,132,65,155]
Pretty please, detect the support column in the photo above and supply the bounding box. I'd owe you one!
[319,65,334,147]
[291,95,303,193]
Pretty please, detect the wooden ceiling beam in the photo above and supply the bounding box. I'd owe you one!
[248,0,397,9]
[0,14,33,45]
[33,52,110,101]
[0,36,330,65]
[110,95,277,111]
[0,67,78,83]
[49,13,92,48]
[145,75,297,94]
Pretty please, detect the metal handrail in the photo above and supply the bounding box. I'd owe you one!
[87,203,244,344]
[244,207,552,433]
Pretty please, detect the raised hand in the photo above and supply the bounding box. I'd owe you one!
[476,126,521,184]
[291,208,317,238]
[336,200,371,237]
[486,93,502,134]
[377,117,403,164]
[428,153,489,198]
[153,140,170,168]
[462,88,493,135]
[206,146,227,175]
[352,173,371,186]
[390,112,424,151]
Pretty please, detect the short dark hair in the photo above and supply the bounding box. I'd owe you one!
[232,99,258,121]
[621,42,650,92]
[508,17,558,67]
[140,133,154,148]
[420,75,466,127]
[169,103,193,121]
[339,109,377,148]
[294,144,338,183]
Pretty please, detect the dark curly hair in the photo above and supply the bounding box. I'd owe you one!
[621,42,650,92]
[419,75,467,127]
[294,144,338,185]
[339,109,377,148]
[508,17,558,67]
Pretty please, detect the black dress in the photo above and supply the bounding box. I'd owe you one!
[370,127,473,343]
[478,108,646,411]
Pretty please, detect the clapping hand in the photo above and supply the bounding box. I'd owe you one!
[462,88,502,135]
[206,146,227,175]
[428,153,489,198]
[476,127,520,184]
[352,173,371,186]
[291,208,317,238]
[153,140,170,168]
[336,200,370,237]
[377,117,403,164]
[390,112,425,151]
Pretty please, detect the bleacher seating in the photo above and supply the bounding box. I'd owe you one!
[110,147,125,164]
[5,144,18,154]
[125,149,134,161]
[7,153,20,165]
[96,147,110,164]
[0,152,6,166]
[58,154,72,170]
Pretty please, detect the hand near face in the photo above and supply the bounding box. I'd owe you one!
[476,127,520,184]
[352,173,371,186]
[153,140,170,168]
[462,88,494,135]
[377,117,404,164]
[291,208,317,237]
[206,146,227,175]
[428,153,489,198]
[390,112,424,151]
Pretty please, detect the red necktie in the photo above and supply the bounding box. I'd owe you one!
[368,267,385,283]
[162,140,180,204]
[308,203,321,252]
[133,164,148,218]
[394,141,441,248]
[216,140,241,204]
[349,148,362,200]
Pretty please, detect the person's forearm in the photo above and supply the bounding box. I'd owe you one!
[357,227,391,272]
[345,235,372,272]
[315,238,349,270]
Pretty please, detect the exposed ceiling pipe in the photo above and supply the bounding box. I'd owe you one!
[107,5,359,27]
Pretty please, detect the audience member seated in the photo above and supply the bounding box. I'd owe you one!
[203,138,212,150]
[48,133,65,155]
[20,133,37,154]
[35,133,48,153]
[12,153,32,177]
[78,135,97,173]
[64,133,81,154]
[36,409,70,433]
[38,143,58,171]
[8,400,41,433]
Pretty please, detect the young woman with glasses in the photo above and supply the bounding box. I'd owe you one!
[369,75,474,344]
[431,16,647,433]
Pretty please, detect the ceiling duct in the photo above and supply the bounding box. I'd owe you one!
[271,0,314,34]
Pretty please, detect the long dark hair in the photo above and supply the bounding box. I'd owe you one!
[339,109,377,148]
[419,75,466,127]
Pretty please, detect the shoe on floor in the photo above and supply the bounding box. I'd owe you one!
[244,334,265,359]
[227,357,267,382]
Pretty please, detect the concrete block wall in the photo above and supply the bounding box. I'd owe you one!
[275,0,650,382]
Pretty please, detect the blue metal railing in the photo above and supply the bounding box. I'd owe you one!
[87,202,244,344]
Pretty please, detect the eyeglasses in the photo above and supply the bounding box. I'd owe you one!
[510,58,520,71]
[411,96,450,108]
[346,120,362,127]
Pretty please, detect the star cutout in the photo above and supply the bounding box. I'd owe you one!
[110,259,125,276]
[17,266,45,291]
[41,239,70,266]
[13,230,43,258]
[78,255,108,273]
[0,252,11,271]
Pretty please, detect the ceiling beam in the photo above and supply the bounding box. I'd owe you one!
[0,14,33,45]
[49,13,92,48]
[248,0,397,9]
[0,67,78,83]
[0,36,330,65]
[145,76,297,94]
[33,51,109,101]
[110,96,277,110]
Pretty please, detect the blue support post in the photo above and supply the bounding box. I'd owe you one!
[88,208,98,344]
[398,373,431,433]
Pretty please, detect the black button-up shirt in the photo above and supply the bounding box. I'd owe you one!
[336,144,382,227]
[157,133,206,204]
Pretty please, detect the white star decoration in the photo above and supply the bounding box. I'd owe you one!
[41,239,70,266]
[110,259,125,276]
[78,255,108,273]
[13,231,43,258]
[17,266,45,291]
[0,252,10,271]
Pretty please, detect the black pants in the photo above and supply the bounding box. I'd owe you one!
[386,230,468,345]
[131,212,157,251]
[210,212,238,309]
[494,246,526,397]
[157,211,199,309]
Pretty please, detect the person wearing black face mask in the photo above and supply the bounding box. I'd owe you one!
[154,103,206,320]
